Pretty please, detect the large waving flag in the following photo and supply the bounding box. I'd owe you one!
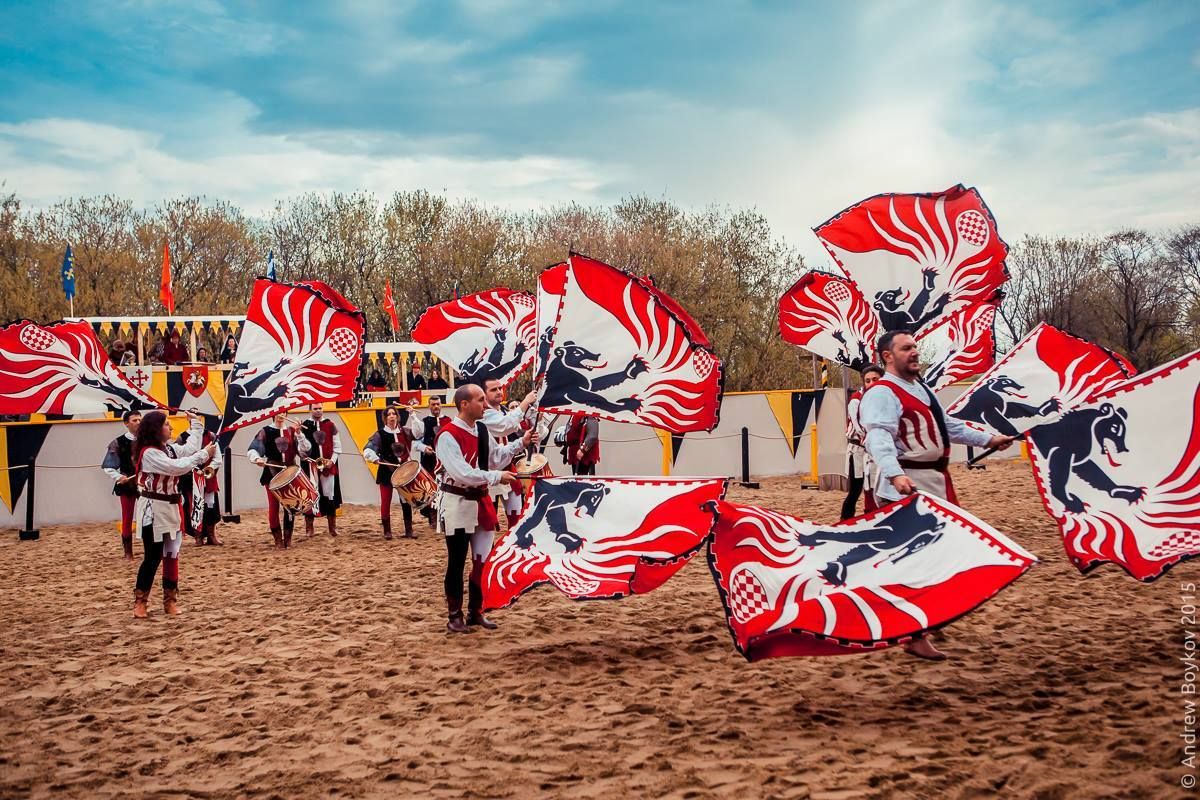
[915,302,997,391]
[60,245,76,304]
[411,288,536,388]
[778,271,880,370]
[1028,349,1200,582]
[483,476,726,609]
[533,262,568,381]
[0,320,160,415]
[946,323,1133,437]
[708,496,1036,659]
[815,185,1009,336]
[538,253,724,433]
[159,241,175,315]
[219,279,365,434]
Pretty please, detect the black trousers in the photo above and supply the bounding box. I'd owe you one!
[443,528,482,614]
[135,525,177,592]
[572,462,597,476]
[840,458,864,521]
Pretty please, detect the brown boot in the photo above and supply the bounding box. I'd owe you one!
[206,524,224,546]
[402,504,416,538]
[327,513,338,537]
[446,595,470,633]
[283,517,294,549]
[467,611,498,630]
[133,589,149,619]
[382,518,393,540]
[271,527,283,549]
[304,514,315,539]
[162,588,180,616]
[122,536,134,560]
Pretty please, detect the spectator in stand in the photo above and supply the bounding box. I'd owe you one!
[195,346,212,363]
[162,332,189,365]
[108,340,129,364]
[118,342,137,366]
[366,369,388,392]
[219,335,238,363]
[408,362,427,391]
[427,369,449,391]
[147,337,166,364]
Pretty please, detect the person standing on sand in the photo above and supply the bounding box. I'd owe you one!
[435,383,531,633]
[131,411,217,618]
[102,410,142,560]
[860,330,1014,660]
[841,364,883,520]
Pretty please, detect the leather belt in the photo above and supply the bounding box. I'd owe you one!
[898,457,949,472]
[141,490,182,503]
[440,484,488,501]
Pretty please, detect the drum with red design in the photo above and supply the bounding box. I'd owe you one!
[390,460,437,509]
[513,453,553,493]
[268,465,318,512]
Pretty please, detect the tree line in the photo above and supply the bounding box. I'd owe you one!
[0,187,1195,388]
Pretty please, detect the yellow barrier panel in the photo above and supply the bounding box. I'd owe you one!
[809,423,819,483]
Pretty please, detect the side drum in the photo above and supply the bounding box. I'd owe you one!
[390,460,438,509]
[268,465,319,513]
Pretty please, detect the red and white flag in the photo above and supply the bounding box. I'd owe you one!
[0,320,161,415]
[915,302,997,391]
[814,185,1009,336]
[538,254,723,433]
[778,271,880,370]
[483,476,726,609]
[160,241,175,315]
[708,496,1036,659]
[382,279,400,334]
[411,288,536,388]
[1028,349,1200,582]
[946,323,1133,437]
[533,262,568,382]
[218,279,365,434]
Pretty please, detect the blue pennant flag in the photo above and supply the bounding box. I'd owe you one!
[266,249,276,281]
[61,244,76,301]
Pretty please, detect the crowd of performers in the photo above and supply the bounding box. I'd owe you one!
[102,380,555,625]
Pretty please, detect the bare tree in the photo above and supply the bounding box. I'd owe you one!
[1097,230,1185,371]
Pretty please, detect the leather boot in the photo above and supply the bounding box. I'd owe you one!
[446,595,469,634]
[133,589,149,619]
[467,611,499,630]
[271,527,283,549]
[304,514,315,539]
[122,536,134,560]
[327,513,337,538]
[206,523,224,546]
[283,516,294,549]
[382,518,393,540]
[162,588,180,616]
[402,504,415,539]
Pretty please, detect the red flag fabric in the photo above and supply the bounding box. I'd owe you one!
[778,271,880,370]
[915,302,997,391]
[1028,348,1200,582]
[382,280,400,333]
[946,323,1133,437]
[218,278,365,434]
[708,496,1036,660]
[411,288,536,388]
[159,242,175,315]
[0,319,160,414]
[538,254,724,433]
[814,185,1009,336]
[483,476,726,610]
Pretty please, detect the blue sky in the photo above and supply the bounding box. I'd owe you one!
[0,0,1196,266]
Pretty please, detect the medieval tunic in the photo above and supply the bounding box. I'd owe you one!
[480,404,527,506]
[300,416,342,513]
[435,417,523,541]
[176,429,223,531]
[134,419,211,545]
[409,410,444,475]
[861,373,992,504]
[102,430,139,539]
[363,424,423,482]
[247,424,312,523]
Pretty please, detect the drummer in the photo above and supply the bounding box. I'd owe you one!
[299,405,342,538]
[247,411,311,549]
[363,405,425,540]
[482,379,537,529]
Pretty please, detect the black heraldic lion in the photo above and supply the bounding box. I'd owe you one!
[515,480,612,554]
[540,341,648,414]
[873,267,952,333]
[954,376,1061,437]
[795,502,947,586]
[1028,403,1145,514]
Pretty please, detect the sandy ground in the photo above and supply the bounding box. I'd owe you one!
[0,459,1189,799]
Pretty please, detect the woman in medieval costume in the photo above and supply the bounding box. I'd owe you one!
[131,411,216,618]
[363,405,426,540]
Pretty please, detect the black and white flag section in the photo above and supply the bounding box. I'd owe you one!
[411,288,537,388]
[813,185,1010,336]
[1028,349,1200,582]
[219,279,365,434]
[947,323,1133,438]
[707,495,1036,659]
[533,262,567,382]
[0,319,160,415]
[482,477,726,609]
[778,271,880,371]
[915,302,997,392]
[537,254,724,433]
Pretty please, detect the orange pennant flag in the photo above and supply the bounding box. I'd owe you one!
[159,241,175,315]
[382,279,399,332]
